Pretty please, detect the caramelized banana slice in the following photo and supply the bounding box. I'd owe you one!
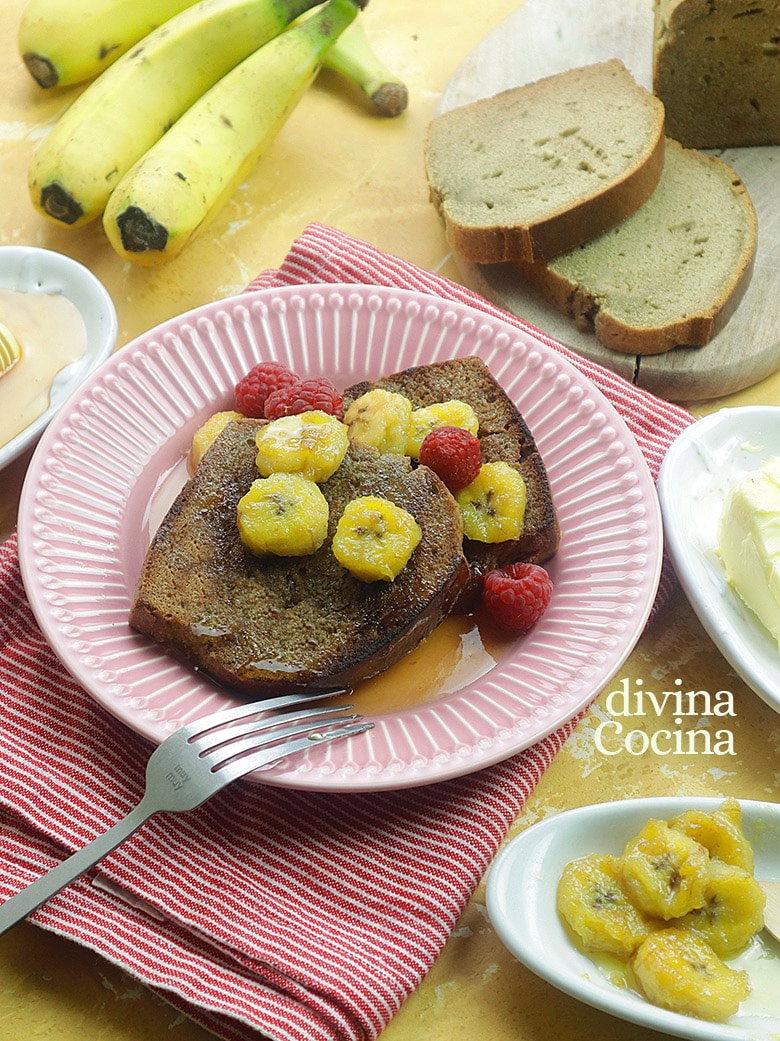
[619,819,709,920]
[633,928,751,1022]
[190,410,243,470]
[332,495,421,582]
[344,388,413,454]
[236,473,329,557]
[670,799,754,873]
[455,461,527,543]
[557,853,657,957]
[672,858,765,956]
[254,410,349,483]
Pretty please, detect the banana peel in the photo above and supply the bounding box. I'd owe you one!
[27,0,325,226]
[103,0,366,265]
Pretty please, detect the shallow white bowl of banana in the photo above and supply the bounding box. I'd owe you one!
[0,245,117,470]
[486,797,780,1040]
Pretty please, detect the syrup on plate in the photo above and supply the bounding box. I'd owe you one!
[142,446,512,713]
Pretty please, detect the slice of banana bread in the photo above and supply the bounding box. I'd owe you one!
[424,60,666,263]
[129,421,470,695]
[511,140,757,355]
[343,356,560,590]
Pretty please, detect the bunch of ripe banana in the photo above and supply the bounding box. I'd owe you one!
[19,0,408,265]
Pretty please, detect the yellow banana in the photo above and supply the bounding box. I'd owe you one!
[671,859,765,957]
[28,0,324,227]
[103,0,364,265]
[344,388,414,454]
[323,19,408,117]
[237,473,330,557]
[618,818,709,920]
[332,495,421,582]
[669,799,754,873]
[557,853,657,958]
[18,0,197,88]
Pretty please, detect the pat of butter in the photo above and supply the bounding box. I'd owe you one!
[717,457,780,650]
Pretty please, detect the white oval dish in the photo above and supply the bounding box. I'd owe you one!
[657,406,780,714]
[0,245,118,470]
[486,797,780,1041]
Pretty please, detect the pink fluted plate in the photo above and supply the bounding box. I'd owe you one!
[18,285,662,791]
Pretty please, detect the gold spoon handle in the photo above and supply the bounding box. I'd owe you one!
[0,321,22,375]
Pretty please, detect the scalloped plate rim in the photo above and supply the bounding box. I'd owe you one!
[18,283,663,791]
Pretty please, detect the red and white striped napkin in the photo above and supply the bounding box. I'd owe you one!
[0,224,694,1041]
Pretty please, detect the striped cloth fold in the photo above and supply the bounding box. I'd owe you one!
[0,224,693,1041]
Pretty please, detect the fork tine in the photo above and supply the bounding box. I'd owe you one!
[191,702,357,755]
[201,712,363,768]
[179,689,350,740]
[211,720,374,785]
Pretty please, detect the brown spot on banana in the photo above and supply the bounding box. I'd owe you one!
[39,182,83,224]
[116,206,168,252]
[22,53,58,89]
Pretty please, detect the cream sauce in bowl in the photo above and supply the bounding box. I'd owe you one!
[486,797,780,1041]
[0,246,117,470]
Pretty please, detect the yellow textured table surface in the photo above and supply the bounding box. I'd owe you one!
[2,1,780,1040]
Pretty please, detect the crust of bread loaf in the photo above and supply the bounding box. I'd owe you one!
[511,140,758,355]
[129,424,470,695]
[653,0,780,148]
[424,60,666,264]
[343,356,560,598]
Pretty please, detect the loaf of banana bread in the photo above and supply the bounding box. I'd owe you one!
[653,0,780,148]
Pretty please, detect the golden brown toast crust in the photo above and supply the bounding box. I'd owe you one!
[129,421,470,695]
[343,356,560,589]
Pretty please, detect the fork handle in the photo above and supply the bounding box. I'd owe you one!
[0,798,154,936]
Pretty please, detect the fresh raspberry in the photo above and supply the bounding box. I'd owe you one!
[418,426,482,492]
[482,562,553,634]
[264,377,344,421]
[234,361,297,418]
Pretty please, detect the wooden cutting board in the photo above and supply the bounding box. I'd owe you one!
[437,0,780,403]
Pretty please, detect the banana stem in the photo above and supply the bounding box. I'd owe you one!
[323,20,408,117]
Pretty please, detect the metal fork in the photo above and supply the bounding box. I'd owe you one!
[0,691,371,936]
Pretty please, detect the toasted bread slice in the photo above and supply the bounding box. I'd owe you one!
[424,59,666,264]
[344,356,560,593]
[129,420,470,695]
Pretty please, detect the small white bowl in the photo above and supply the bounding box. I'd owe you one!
[486,797,780,1041]
[0,245,118,470]
[657,407,780,714]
